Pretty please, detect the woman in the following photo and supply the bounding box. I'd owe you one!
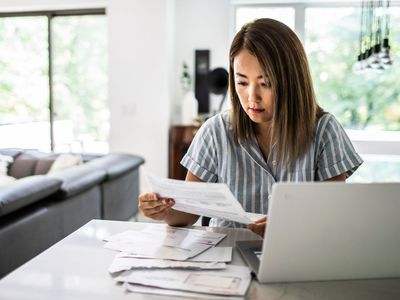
[138,18,363,236]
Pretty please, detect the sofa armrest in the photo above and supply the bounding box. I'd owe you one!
[86,153,145,180]
[0,175,62,217]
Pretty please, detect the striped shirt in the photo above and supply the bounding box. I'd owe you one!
[181,111,363,228]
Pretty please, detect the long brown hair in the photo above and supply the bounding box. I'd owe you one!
[229,18,324,164]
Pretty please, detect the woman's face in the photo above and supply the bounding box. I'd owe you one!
[233,49,274,128]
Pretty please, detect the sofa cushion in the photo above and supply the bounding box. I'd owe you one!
[8,158,36,178]
[0,175,62,217]
[87,154,145,180]
[80,153,102,163]
[0,149,23,159]
[8,151,52,179]
[34,159,55,175]
[48,164,106,198]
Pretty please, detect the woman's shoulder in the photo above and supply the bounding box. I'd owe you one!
[315,112,345,141]
[200,110,232,131]
[316,112,341,130]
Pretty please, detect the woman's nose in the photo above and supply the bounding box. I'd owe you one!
[248,85,261,103]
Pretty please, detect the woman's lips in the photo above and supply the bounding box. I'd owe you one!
[249,108,265,113]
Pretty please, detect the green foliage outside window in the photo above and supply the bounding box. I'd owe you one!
[0,17,48,124]
[306,7,400,131]
[0,14,108,152]
[52,15,108,149]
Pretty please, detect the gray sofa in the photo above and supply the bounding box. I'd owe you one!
[0,149,144,278]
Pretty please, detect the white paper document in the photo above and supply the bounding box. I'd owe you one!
[103,225,227,261]
[109,256,226,274]
[145,172,255,224]
[117,246,232,263]
[188,247,232,262]
[104,224,226,247]
[104,238,210,261]
[139,224,226,246]
[124,282,244,300]
[115,265,251,296]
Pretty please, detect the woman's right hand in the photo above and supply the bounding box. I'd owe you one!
[138,192,175,221]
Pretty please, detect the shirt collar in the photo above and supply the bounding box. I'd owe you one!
[238,134,275,176]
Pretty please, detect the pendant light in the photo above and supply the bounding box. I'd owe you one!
[355,0,393,74]
[380,0,393,68]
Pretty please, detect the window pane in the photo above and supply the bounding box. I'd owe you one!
[348,155,400,182]
[235,6,295,32]
[305,7,400,130]
[52,15,108,153]
[0,16,50,150]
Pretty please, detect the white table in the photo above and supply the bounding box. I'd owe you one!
[0,220,399,299]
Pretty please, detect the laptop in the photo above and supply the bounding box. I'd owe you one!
[236,182,400,283]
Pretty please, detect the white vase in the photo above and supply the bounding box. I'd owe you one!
[181,91,198,125]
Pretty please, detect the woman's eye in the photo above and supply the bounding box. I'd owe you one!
[261,82,271,88]
[236,81,247,86]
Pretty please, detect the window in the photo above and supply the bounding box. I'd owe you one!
[0,9,108,153]
[236,6,295,31]
[305,7,400,131]
[0,16,50,149]
[233,2,400,182]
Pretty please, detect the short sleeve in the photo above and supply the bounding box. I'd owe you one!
[180,119,218,182]
[316,115,363,180]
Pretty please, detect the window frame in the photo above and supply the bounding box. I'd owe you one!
[0,8,106,151]
[231,1,400,156]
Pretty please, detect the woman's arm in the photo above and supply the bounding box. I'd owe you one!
[162,171,202,226]
[325,173,346,181]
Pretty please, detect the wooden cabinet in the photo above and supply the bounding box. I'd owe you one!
[168,125,199,180]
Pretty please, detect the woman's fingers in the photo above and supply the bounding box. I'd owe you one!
[255,216,267,224]
[147,203,172,219]
[142,198,171,210]
[147,199,173,214]
[247,221,267,237]
[138,193,175,220]
[138,192,159,203]
[146,200,175,220]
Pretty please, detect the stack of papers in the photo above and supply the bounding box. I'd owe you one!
[104,225,225,261]
[103,224,251,298]
[117,265,251,298]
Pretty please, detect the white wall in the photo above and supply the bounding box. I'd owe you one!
[108,0,231,182]
[108,0,175,180]
[172,0,231,122]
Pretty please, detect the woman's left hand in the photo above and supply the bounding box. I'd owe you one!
[247,216,267,237]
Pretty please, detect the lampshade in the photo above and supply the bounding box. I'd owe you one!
[207,68,228,95]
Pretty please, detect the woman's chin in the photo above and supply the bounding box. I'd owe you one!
[248,115,272,125]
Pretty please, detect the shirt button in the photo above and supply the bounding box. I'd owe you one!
[268,195,272,200]
[272,160,277,166]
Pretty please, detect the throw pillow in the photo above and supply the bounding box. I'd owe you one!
[47,154,82,174]
[0,154,14,176]
[0,155,16,186]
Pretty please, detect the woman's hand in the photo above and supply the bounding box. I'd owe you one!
[247,216,267,237]
[138,192,175,221]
